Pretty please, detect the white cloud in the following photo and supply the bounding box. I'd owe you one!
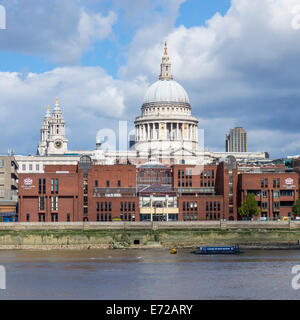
[2,0,300,158]
[0,0,117,64]
[118,0,300,157]
[0,66,148,154]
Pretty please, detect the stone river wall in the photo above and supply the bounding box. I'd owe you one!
[0,221,300,250]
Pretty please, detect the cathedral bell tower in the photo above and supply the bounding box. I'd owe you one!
[37,98,69,156]
[37,105,51,156]
[47,98,68,155]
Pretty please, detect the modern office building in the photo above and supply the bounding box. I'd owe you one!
[226,127,247,153]
[0,155,18,221]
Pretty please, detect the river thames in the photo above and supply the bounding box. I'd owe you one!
[0,249,299,300]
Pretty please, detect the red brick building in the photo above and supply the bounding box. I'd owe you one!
[18,156,299,222]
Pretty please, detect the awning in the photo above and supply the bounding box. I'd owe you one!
[0,212,17,217]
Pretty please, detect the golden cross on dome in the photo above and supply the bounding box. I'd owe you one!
[56,97,59,104]
[47,105,49,112]
[164,41,168,55]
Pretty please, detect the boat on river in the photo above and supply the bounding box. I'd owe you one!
[192,245,243,255]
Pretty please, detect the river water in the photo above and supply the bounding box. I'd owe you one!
[0,249,300,300]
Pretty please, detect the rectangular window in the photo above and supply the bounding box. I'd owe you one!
[29,164,33,171]
[265,178,268,188]
[22,164,26,171]
[118,180,121,187]
[97,202,100,211]
[39,196,45,211]
[26,213,30,222]
[67,214,70,222]
[95,180,98,187]
[55,178,59,193]
[36,164,40,171]
[51,178,54,193]
[277,179,280,188]
[262,190,268,198]
[43,179,46,194]
[51,196,58,211]
[38,179,42,194]
[106,180,110,187]
[132,202,135,211]
[261,178,264,188]
[97,213,100,222]
[120,202,123,211]
[273,179,276,188]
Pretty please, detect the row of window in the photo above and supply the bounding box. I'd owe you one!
[88,213,136,222]
[248,190,295,198]
[22,164,41,171]
[27,212,69,222]
[96,201,137,212]
[261,178,282,188]
[95,180,122,188]
[206,202,221,211]
[259,201,295,209]
[38,178,59,194]
[38,196,58,211]
[182,201,198,211]
[183,212,221,221]
[177,169,215,178]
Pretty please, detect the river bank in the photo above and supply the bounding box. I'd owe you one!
[0,221,300,250]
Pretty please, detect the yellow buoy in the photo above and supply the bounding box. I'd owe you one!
[170,248,177,254]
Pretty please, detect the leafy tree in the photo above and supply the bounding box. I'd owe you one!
[238,193,260,219]
[292,199,300,217]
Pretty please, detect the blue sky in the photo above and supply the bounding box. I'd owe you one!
[0,0,231,75]
[0,0,300,158]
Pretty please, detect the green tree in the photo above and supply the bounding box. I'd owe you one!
[292,199,300,217]
[238,193,260,219]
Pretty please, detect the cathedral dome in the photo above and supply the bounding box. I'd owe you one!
[143,79,190,105]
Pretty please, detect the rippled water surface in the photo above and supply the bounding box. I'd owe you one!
[0,249,300,300]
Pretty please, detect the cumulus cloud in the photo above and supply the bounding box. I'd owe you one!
[1,0,300,158]
[119,0,300,157]
[0,67,148,154]
[0,0,117,64]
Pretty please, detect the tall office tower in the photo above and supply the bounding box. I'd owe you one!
[226,127,247,152]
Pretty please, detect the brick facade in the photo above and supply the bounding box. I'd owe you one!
[18,161,299,222]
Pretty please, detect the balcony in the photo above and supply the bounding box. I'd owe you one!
[93,187,137,197]
[176,187,215,195]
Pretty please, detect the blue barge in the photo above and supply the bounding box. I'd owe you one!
[192,245,242,255]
